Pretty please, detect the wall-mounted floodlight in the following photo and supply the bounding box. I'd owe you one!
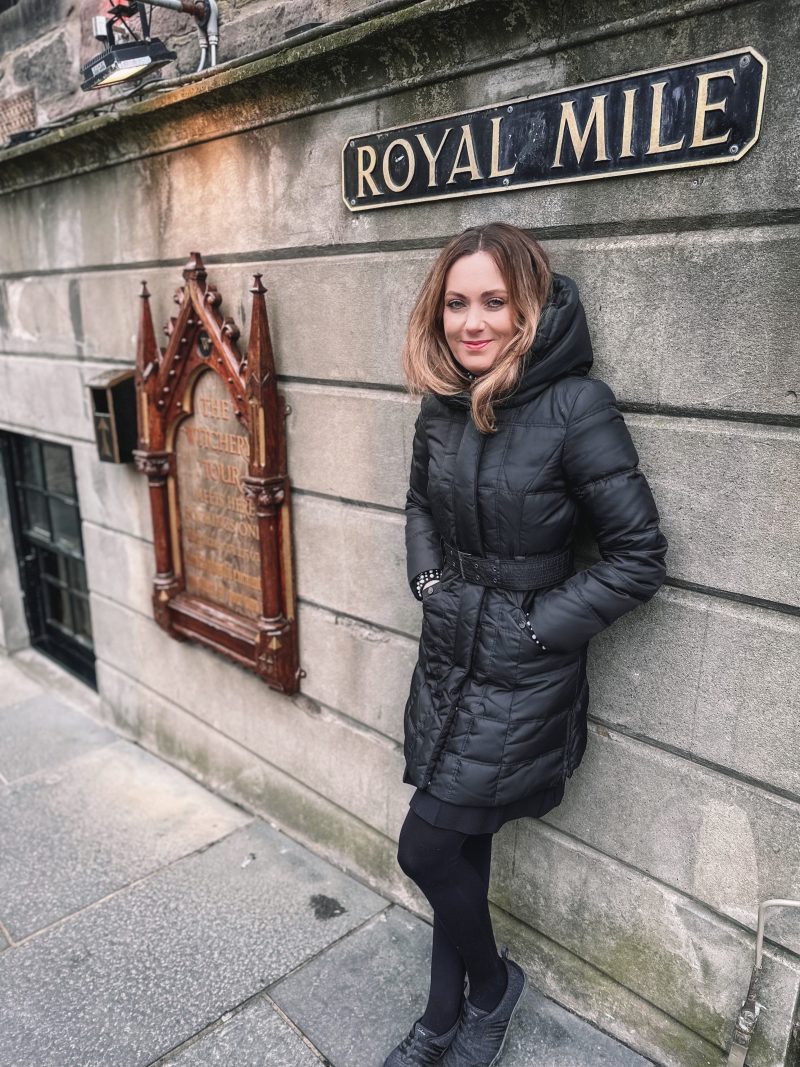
[80,0,219,91]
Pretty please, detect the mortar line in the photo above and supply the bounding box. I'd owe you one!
[10,820,253,948]
[266,903,395,996]
[3,209,800,281]
[143,985,281,1067]
[0,360,796,430]
[260,994,331,1064]
[0,736,121,788]
[528,819,800,962]
[0,350,122,366]
[585,714,800,806]
[0,917,15,947]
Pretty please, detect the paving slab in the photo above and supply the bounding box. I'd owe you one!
[0,664,42,710]
[270,904,653,1067]
[271,904,433,1066]
[504,986,654,1066]
[160,997,321,1066]
[0,693,116,781]
[0,821,387,1067]
[0,738,252,939]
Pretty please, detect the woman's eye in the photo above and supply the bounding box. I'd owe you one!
[487,299,506,309]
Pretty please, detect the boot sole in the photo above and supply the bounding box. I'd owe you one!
[487,969,527,1067]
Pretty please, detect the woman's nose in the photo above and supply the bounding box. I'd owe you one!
[465,305,485,331]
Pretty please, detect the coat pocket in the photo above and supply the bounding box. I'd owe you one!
[507,605,545,655]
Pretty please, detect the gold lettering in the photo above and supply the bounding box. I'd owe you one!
[201,458,242,486]
[647,80,685,154]
[619,88,637,158]
[415,128,452,187]
[382,138,416,193]
[552,94,609,168]
[690,69,735,148]
[446,124,483,184]
[356,145,380,198]
[489,117,517,178]
[197,396,231,420]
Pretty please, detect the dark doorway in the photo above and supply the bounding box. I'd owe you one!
[1,432,96,687]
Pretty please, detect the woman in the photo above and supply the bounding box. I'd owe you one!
[385,222,668,1067]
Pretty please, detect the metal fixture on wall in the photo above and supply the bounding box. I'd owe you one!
[80,0,219,91]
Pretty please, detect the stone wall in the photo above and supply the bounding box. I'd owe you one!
[0,0,371,129]
[0,1,798,1065]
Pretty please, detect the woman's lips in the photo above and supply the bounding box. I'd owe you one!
[462,340,491,350]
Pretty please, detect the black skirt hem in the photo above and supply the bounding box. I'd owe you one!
[409,781,565,834]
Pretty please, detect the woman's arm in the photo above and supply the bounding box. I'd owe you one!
[405,405,444,599]
[530,378,668,654]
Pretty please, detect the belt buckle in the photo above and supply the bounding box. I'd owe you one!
[456,547,468,580]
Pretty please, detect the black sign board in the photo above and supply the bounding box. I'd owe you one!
[341,48,767,211]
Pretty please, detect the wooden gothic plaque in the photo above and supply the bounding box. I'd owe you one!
[133,253,302,694]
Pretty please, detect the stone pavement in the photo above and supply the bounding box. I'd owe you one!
[0,651,654,1067]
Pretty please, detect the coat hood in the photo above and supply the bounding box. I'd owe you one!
[435,273,594,411]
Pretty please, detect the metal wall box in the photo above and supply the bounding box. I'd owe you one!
[87,369,138,463]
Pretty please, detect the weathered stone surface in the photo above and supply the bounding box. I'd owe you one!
[271,903,652,1066]
[0,693,115,780]
[0,738,251,938]
[84,514,798,799]
[299,601,418,744]
[490,904,725,1067]
[590,586,800,797]
[635,417,799,606]
[0,353,95,440]
[494,820,800,1066]
[0,820,387,1067]
[270,905,434,1067]
[6,224,798,418]
[0,470,32,652]
[283,383,418,508]
[90,597,409,839]
[0,664,41,708]
[546,724,800,952]
[73,439,154,543]
[94,659,421,913]
[0,1,796,219]
[161,997,322,1067]
[11,31,73,99]
[83,520,155,617]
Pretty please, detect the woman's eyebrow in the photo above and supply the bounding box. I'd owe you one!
[445,289,508,298]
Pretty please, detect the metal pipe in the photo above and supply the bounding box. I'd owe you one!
[141,0,206,15]
[755,899,800,970]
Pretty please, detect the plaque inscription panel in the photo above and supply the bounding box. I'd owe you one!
[175,370,261,618]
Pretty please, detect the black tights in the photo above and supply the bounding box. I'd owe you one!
[397,809,507,1034]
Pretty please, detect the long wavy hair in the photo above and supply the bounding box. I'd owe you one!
[401,223,552,434]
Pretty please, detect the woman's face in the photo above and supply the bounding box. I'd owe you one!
[442,251,515,377]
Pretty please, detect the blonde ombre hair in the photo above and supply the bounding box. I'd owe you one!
[402,223,552,434]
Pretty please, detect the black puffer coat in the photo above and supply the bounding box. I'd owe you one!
[402,273,668,806]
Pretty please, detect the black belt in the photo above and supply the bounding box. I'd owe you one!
[440,539,573,591]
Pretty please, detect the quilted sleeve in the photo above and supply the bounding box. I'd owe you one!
[405,405,444,594]
[530,378,668,653]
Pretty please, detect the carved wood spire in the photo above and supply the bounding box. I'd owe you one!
[135,281,161,449]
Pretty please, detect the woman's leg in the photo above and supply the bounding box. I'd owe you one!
[422,830,494,1032]
[397,810,506,1031]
